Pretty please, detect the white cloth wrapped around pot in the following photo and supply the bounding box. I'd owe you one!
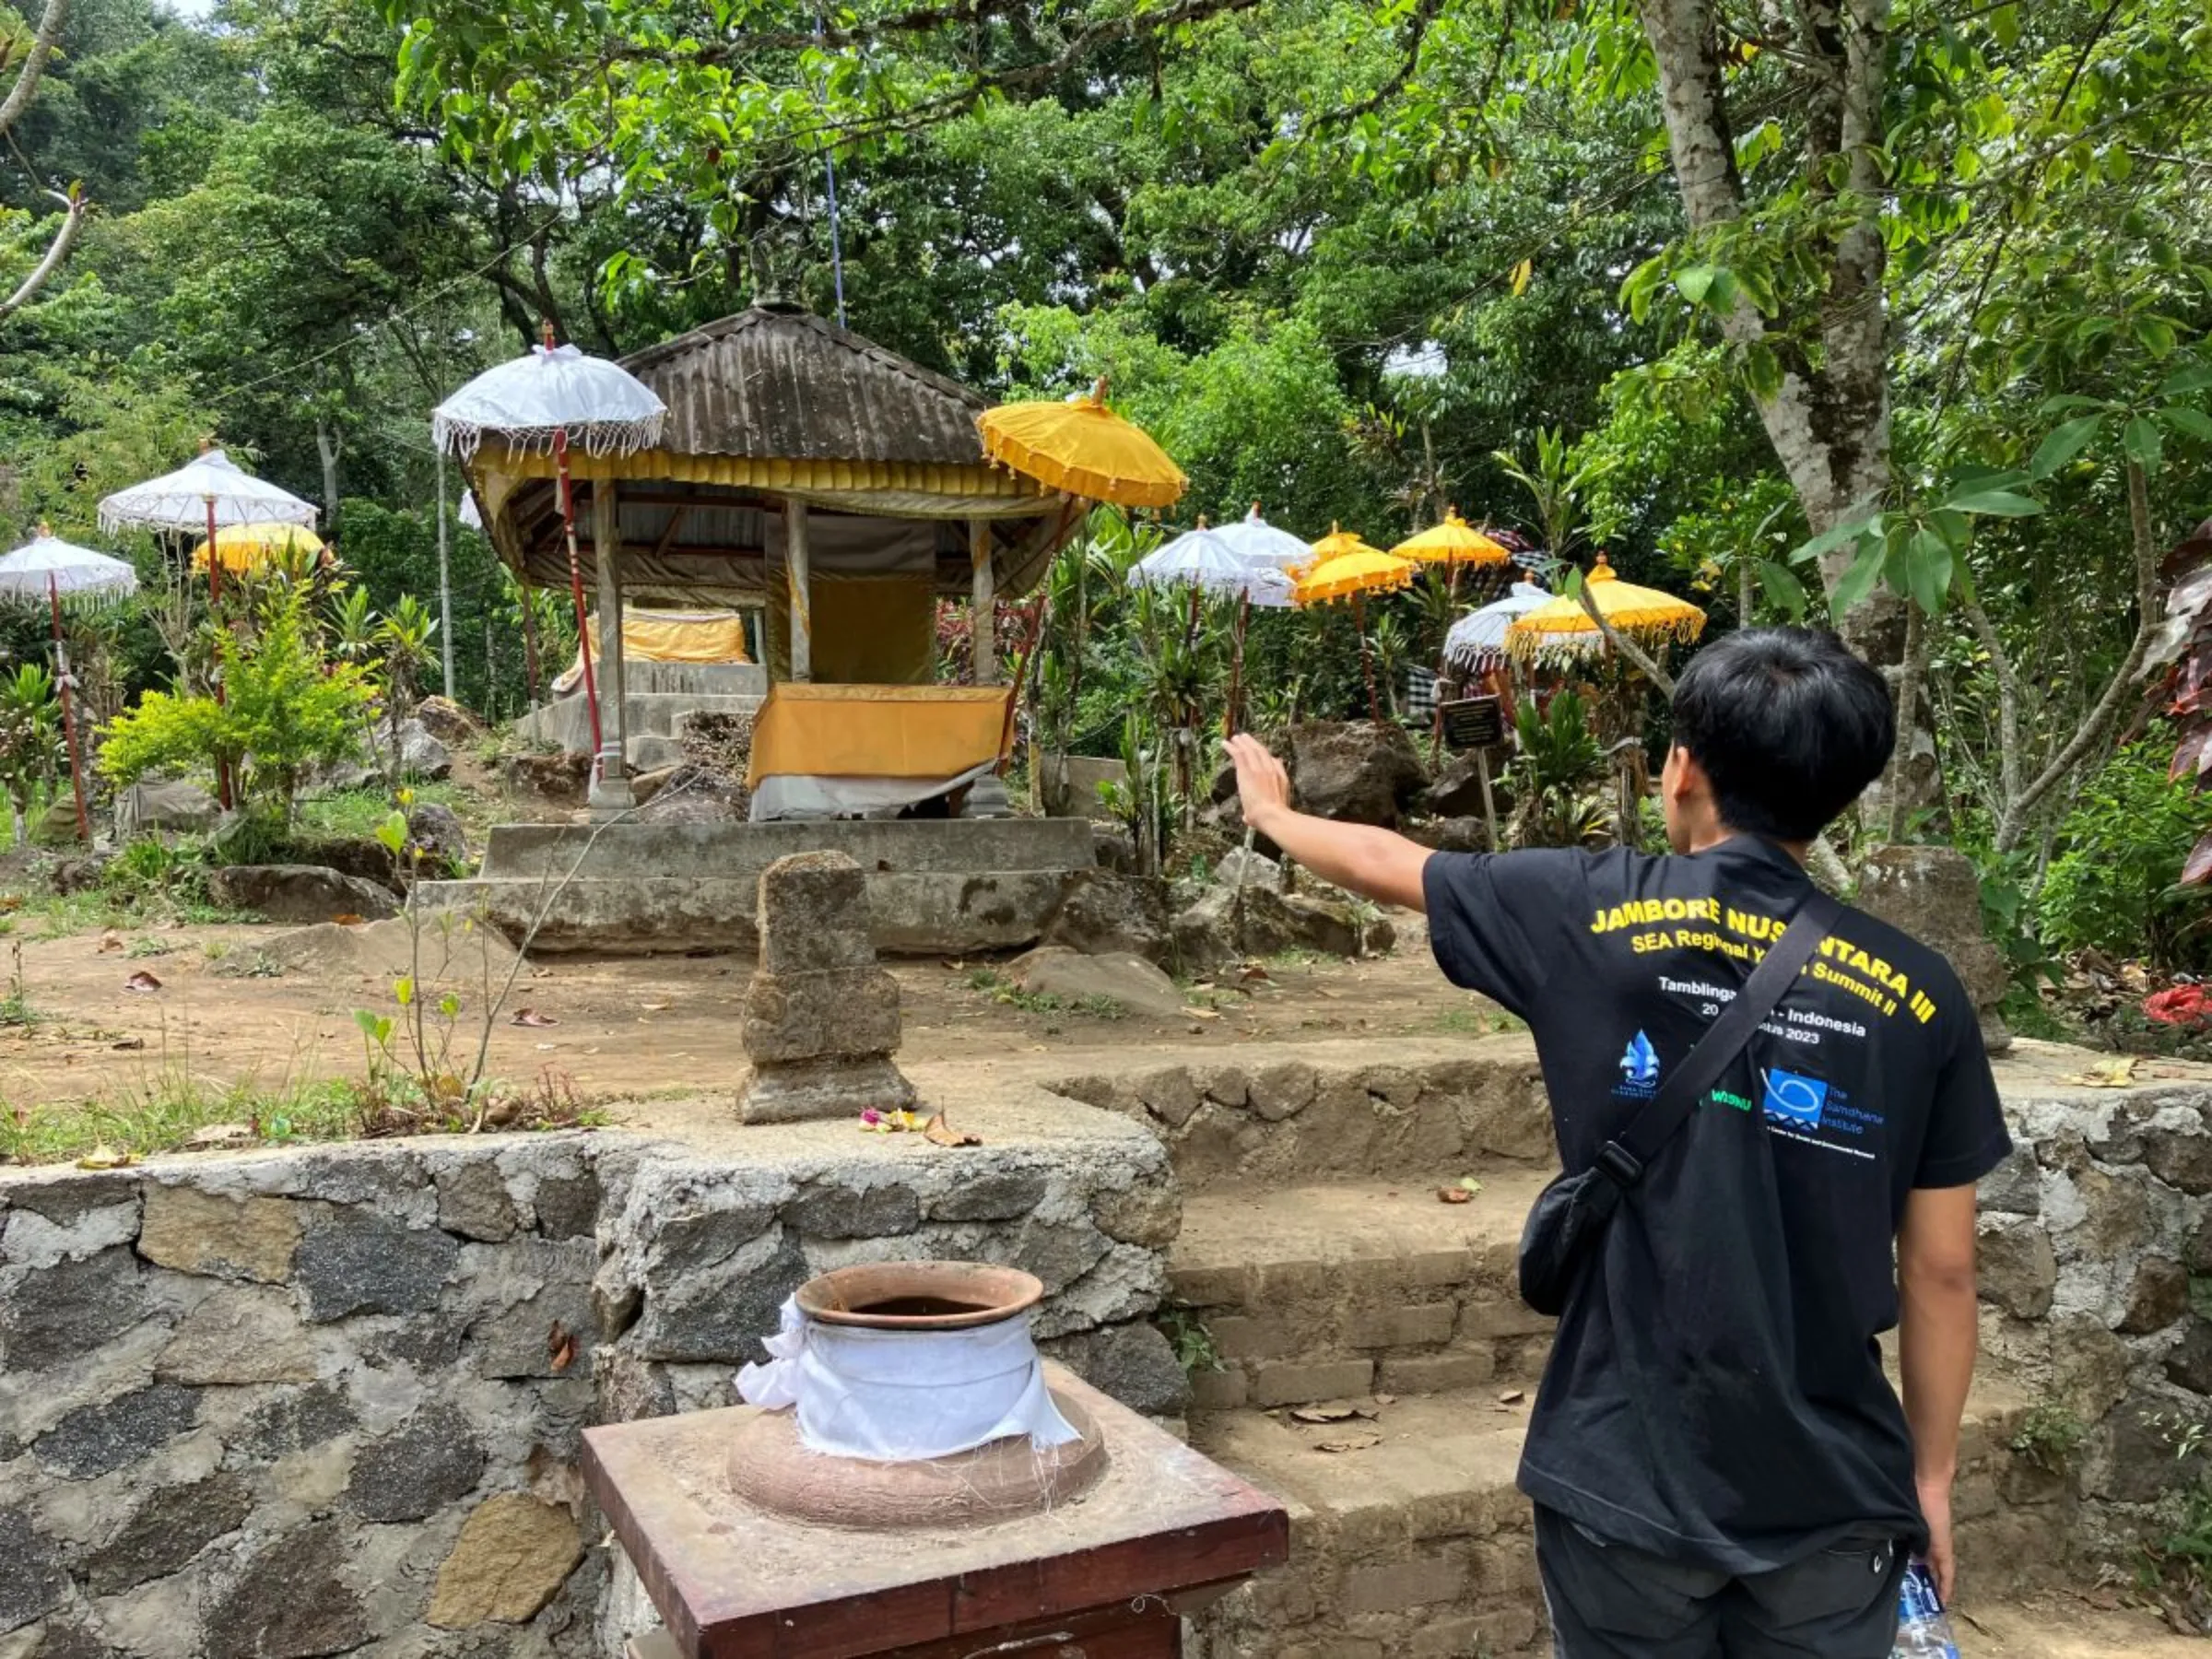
[736,1297,1081,1462]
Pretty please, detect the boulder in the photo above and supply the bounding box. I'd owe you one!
[1287,720,1426,828]
[1091,828,1136,874]
[627,733,688,774]
[1855,844,2011,1053]
[1425,750,1496,818]
[386,717,453,781]
[630,766,679,806]
[1172,882,1388,974]
[412,695,484,747]
[290,836,401,893]
[1213,847,1282,893]
[406,802,470,870]
[1041,868,1171,963]
[114,780,219,840]
[1008,947,1188,1020]
[207,864,402,924]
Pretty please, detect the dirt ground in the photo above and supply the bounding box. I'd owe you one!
[0,908,1492,1119]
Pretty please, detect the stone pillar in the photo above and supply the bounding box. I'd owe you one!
[970,516,996,687]
[1855,844,2012,1054]
[786,500,813,684]
[735,851,917,1124]
[589,481,629,814]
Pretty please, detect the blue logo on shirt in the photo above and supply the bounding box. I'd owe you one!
[1762,1068,1830,1128]
[1618,1030,1661,1092]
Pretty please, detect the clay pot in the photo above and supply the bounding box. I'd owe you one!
[795,1262,1044,1330]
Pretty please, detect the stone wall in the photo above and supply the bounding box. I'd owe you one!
[0,1096,1178,1659]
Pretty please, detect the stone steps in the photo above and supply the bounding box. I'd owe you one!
[1169,1175,1555,1409]
[1185,1381,2067,1659]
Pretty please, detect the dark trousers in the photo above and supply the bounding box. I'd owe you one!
[1535,1507,1906,1659]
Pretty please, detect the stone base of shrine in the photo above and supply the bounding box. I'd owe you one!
[419,817,1099,956]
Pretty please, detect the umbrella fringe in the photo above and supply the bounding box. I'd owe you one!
[432,414,668,463]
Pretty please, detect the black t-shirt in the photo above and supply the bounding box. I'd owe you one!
[1423,836,2011,1574]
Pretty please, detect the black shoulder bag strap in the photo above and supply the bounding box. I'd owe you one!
[1592,888,1843,1192]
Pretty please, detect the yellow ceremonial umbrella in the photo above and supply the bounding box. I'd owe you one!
[1506,555,1707,666]
[1389,507,1511,571]
[1302,522,1378,571]
[1293,540,1417,724]
[192,521,325,573]
[977,378,1186,509]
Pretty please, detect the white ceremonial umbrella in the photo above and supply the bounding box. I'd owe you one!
[99,444,315,609]
[1127,524,1294,738]
[0,526,140,841]
[1443,582,1556,673]
[1210,503,1312,575]
[432,328,668,767]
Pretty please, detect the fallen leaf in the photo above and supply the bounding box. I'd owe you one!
[1498,1388,1525,1405]
[185,1123,254,1149]
[1291,1402,1361,1423]
[111,1037,146,1052]
[512,1008,559,1028]
[1187,1006,1221,1021]
[76,1143,136,1170]
[1437,1186,1474,1205]
[534,1041,557,1052]
[2062,1057,2139,1088]
[333,912,366,926]
[547,1319,577,1373]
[923,1111,981,1147]
[98,932,122,953]
[1315,1431,1382,1453]
[641,1001,671,1012]
[123,971,162,994]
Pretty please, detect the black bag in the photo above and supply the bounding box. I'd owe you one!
[1516,891,1841,1317]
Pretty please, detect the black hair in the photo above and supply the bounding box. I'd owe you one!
[1669,627,1895,841]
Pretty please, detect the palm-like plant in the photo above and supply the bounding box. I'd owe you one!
[1506,689,1610,848]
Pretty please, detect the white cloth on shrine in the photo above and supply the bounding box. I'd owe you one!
[747,759,999,822]
[735,1297,1081,1463]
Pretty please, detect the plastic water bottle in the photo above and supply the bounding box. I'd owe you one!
[1892,1559,1960,1658]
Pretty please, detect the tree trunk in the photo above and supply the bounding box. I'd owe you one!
[315,420,343,540]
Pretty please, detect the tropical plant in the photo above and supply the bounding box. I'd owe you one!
[0,665,62,834]
[1507,690,1610,851]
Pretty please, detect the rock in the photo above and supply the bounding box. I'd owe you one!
[0,1245,147,1368]
[85,1473,253,1594]
[414,696,485,747]
[138,1185,300,1283]
[1424,751,1497,818]
[1091,828,1135,874]
[635,1230,808,1363]
[742,967,904,1064]
[438,1161,520,1242]
[503,750,590,804]
[206,864,401,924]
[2091,1390,2205,1504]
[1213,847,1282,893]
[1854,844,2011,1054]
[347,1405,487,1524]
[428,1495,583,1628]
[288,835,401,892]
[629,766,677,806]
[532,1168,601,1241]
[634,764,748,824]
[735,1057,918,1125]
[626,734,688,774]
[1281,892,1363,957]
[408,803,471,870]
[113,779,219,840]
[50,853,111,894]
[2144,1124,2212,1196]
[2119,1258,2191,1335]
[1041,868,1171,963]
[1133,1066,1201,1129]
[1171,883,1374,974]
[204,1522,368,1659]
[232,1382,358,1461]
[1008,947,1186,1020]
[1286,720,1426,828]
[1418,817,1491,853]
[1044,1323,1190,1417]
[1976,1215,2057,1319]
[923,1170,1049,1224]
[2167,1321,2212,1394]
[1091,1178,1180,1249]
[294,1208,460,1323]
[383,716,453,780]
[34,1383,200,1479]
[156,1286,317,1385]
[1977,1147,2041,1216]
[0,1510,67,1636]
[755,849,875,973]
[1248,1061,1319,1123]
[782,1179,921,1240]
[2049,1312,2129,1420]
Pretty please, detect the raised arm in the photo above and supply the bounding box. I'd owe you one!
[1897,1182,1980,1604]
[1227,734,1434,912]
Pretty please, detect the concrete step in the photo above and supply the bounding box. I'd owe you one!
[1187,1382,2071,1659]
[1169,1174,1556,1409]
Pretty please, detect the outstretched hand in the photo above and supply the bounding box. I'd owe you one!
[1226,734,1292,829]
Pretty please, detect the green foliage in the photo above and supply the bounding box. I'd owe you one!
[2010,1397,2087,1474]
[0,666,63,829]
[2038,743,2212,971]
[1506,691,1609,850]
[98,586,373,818]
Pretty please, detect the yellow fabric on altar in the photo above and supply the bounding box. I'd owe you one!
[763,575,935,686]
[556,610,751,694]
[747,684,1016,787]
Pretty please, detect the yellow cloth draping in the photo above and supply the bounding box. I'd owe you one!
[191,522,324,573]
[763,575,936,686]
[747,683,1017,786]
[554,610,750,694]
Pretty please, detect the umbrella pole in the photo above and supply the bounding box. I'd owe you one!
[552,429,604,758]
[49,576,88,844]
[1226,592,1249,738]
[204,495,233,812]
[520,584,543,709]
[1354,594,1382,725]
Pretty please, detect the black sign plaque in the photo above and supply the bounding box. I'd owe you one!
[1440,695,1504,750]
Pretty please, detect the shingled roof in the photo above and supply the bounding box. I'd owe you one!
[620,302,994,467]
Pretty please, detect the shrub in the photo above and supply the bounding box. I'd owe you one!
[2039,740,2212,971]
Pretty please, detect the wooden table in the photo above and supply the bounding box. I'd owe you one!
[582,1365,1288,1659]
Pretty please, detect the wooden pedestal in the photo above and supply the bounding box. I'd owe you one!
[584,1364,1288,1659]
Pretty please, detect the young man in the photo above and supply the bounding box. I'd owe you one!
[1227,627,2009,1659]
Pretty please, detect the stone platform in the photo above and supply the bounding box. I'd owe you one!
[420,817,1100,956]
[513,661,767,769]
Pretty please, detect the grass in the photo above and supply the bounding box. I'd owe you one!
[295,782,467,843]
[962,967,1127,1021]
[1430,1004,1527,1036]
